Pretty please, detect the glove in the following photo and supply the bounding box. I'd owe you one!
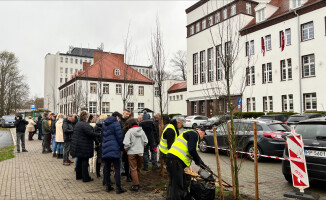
[200,161,210,171]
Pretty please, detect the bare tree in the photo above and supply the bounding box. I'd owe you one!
[170,50,187,81]
[150,17,169,116]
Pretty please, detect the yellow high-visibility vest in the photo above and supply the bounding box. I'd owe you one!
[168,130,199,167]
[159,124,177,155]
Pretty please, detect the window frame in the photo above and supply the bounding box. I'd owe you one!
[301,21,314,41]
[193,53,199,85]
[207,48,214,82]
[246,3,252,14]
[114,69,120,76]
[200,50,206,83]
[302,54,315,78]
[216,45,223,81]
[90,83,97,94]
[304,93,317,111]
[103,84,109,94]
[116,84,122,95]
[102,102,110,114]
[127,85,134,95]
[231,4,236,16]
[138,86,144,96]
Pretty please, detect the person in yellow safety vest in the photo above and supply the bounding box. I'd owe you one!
[159,117,186,163]
[166,126,209,200]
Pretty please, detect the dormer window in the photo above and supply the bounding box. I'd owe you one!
[291,0,302,9]
[246,3,252,14]
[231,4,236,16]
[257,9,265,22]
[223,9,227,20]
[114,69,120,76]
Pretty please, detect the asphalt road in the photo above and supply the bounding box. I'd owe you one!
[0,130,12,148]
[191,151,326,200]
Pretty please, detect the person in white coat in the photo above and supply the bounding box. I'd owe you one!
[27,116,36,141]
[55,114,65,159]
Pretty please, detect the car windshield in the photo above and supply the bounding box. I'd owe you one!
[3,116,15,120]
[268,123,289,132]
[287,116,307,122]
[260,116,275,120]
[185,116,194,119]
[295,124,326,139]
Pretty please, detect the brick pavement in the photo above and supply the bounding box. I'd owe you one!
[0,129,165,200]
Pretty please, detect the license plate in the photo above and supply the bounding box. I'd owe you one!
[304,149,326,157]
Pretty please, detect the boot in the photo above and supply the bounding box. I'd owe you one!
[53,153,57,157]
[116,187,127,194]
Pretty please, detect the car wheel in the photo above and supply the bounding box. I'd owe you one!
[247,144,263,162]
[199,139,209,153]
[283,173,292,183]
[192,123,198,129]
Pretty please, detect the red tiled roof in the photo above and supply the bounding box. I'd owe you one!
[78,53,153,83]
[242,0,320,31]
[168,82,187,92]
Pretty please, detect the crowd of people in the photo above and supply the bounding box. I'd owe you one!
[14,109,209,199]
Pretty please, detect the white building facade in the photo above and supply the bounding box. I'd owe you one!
[167,82,188,115]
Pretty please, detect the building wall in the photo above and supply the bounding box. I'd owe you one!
[168,91,187,115]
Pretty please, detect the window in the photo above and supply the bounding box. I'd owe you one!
[301,22,314,41]
[60,57,63,63]
[246,67,250,86]
[208,16,213,26]
[70,58,73,63]
[70,68,73,74]
[225,41,231,55]
[138,86,144,96]
[207,48,214,82]
[60,78,63,83]
[262,63,272,83]
[154,87,159,97]
[302,54,315,77]
[285,29,291,45]
[247,98,251,112]
[281,59,292,81]
[291,0,302,9]
[231,4,236,16]
[60,67,63,73]
[304,93,317,111]
[202,19,206,29]
[252,97,256,111]
[223,9,227,20]
[75,69,78,73]
[128,85,133,95]
[138,103,144,109]
[173,96,175,101]
[200,50,206,83]
[216,45,223,80]
[263,96,272,112]
[176,95,179,100]
[215,12,220,23]
[65,78,67,83]
[194,102,197,114]
[190,25,194,35]
[116,84,122,94]
[127,102,134,111]
[80,59,82,64]
[65,68,68,73]
[170,96,172,101]
[246,40,254,56]
[257,9,265,22]
[246,66,255,86]
[102,102,110,114]
[269,96,273,112]
[265,35,271,51]
[246,3,252,14]
[251,66,255,85]
[103,84,109,94]
[114,69,120,76]
[201,102,205,113]
[193,53,198,85]
[90,83,97,93]
[65,57,68,63]
[180,95,183,100]
[89,102,97,114]
[282,95,288,112]
[196,22,200,33]
[289,94,294,111]
[75,59,78,64]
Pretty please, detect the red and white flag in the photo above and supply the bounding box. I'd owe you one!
[261,37,265,56]
[281,30,285,52]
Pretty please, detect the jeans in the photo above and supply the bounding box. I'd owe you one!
[104,158,121,189]
[56,142,64,155]
[63,141,71,162]
[52,134,57,153]
[76,157,91,182]
[143,143,158,169]
[38,128,43,140]
[16,132,26,152]
[43,134,50,152]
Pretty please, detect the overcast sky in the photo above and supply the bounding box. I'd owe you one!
[0,1,195,98]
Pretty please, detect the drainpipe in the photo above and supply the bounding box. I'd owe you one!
[294,10,303,114]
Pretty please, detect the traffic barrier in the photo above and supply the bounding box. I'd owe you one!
[199,144,290,161]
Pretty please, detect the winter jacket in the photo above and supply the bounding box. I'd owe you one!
[26,119,36,132]
[37,116,42,130]
[94,119,105,159]
[42,118,51,135]
[123,126,148,155]
[63,118,74,142]
[70,121,100,158]
[50,119,56,135]
[15,119,28,133]
[139,119,158,146]
[55,119,64,142]
[102,116,124,159]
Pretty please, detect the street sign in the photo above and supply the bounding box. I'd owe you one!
[287,127,309,193]
[237,98,242,108]
[31,104,35,110]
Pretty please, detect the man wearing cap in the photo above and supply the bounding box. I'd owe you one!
[159,117,185,163]
[166,126,209,200]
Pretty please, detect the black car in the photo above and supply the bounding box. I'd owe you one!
[282,117,326,183]
[201,115,238,130]
[199,119,290,161]
[258,114,290,122]
[286,113,324,127]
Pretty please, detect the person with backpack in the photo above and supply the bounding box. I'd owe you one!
[14,115,28,153]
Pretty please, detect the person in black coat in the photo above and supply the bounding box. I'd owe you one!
[37,115,43,140]
[70,110,100,182]
[94,115,107,177]
[14,115,28,153]
[63,115,75,165]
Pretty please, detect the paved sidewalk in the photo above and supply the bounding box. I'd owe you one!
[0,129,164,200]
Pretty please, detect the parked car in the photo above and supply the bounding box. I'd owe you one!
[184,115,209,128]
[282,117,326,183]
[171,115,187,120]
[258,114,290,122]
[1,115,16,128]
[201,115,238,130]
[199,119,290,161]
[286,113,324,127]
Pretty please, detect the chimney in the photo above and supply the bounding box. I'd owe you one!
[83,62,90,71]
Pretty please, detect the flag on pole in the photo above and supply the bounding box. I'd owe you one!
[261,37,265,56]
[281,30,285,52]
